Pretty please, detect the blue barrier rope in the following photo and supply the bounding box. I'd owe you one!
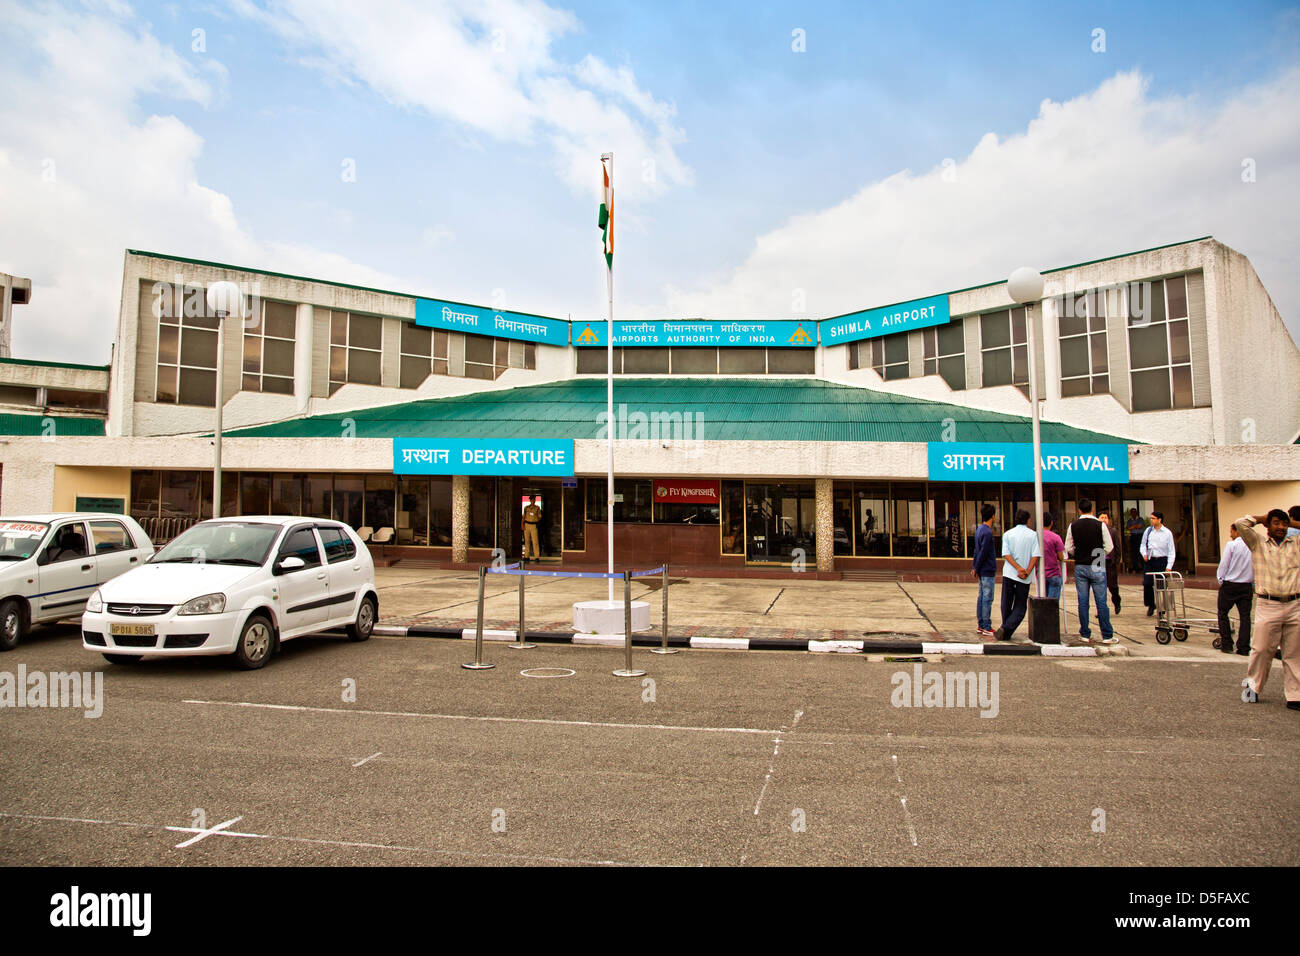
[485,564,667,579]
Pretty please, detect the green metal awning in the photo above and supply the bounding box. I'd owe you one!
[225,378,1134,444]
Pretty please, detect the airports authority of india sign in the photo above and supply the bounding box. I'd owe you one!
[572,319,816,348]
[820,293,951,346]
[927,442,1130,483]
[394,439,575,477]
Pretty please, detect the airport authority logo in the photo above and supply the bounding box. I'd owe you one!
[787,323,812,345]
[576,324,600,344]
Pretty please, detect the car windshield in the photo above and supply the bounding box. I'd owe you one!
[151,522,281,566]
[0,521,51,561]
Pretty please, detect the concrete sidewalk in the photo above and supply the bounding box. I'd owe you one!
[371,567,1234,659]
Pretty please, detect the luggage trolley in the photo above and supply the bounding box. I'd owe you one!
[1151,570,1220,645]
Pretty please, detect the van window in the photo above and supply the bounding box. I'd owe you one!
[90,520,134,554]
[46,523,90,562]
[318,526,356,564]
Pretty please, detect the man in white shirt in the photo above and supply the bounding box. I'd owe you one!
[1216,524,1254,655]
[1141,510,1176,617]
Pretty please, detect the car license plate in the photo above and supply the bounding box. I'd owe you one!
[109,623,155,636]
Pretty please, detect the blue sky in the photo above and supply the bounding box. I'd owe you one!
[2,0,1298,359]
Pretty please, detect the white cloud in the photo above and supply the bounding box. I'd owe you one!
[0,1,411,363]
[234,0,691,201]
[663,69,1300,344]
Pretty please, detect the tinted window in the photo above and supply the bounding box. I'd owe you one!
[319,526,357,563]
[90,520,133,554]
[278,527,322,568]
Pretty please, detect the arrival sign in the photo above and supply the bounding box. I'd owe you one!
[927,442,1130,483]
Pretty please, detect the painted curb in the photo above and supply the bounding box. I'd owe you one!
[382,624,1102,656]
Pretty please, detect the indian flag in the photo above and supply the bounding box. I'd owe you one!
[598,156,613,269]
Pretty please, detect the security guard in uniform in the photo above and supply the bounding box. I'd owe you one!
[522,497,543,561]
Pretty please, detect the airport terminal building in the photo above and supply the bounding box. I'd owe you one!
[2,237,1298,578]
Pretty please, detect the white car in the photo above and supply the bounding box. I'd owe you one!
[81,516,377,669]
[0,513,154,652]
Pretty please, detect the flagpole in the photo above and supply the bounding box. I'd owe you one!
[602,152,615,602]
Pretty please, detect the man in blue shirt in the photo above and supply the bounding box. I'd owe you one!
[1217,523,1254,655]
[971,503,997,636]
[1141,511,1176,616]
[995,509,1041,642]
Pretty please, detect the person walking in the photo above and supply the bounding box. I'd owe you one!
[971,503,997,637]
[1141,511,1176,616]
[1125,508,1146,573]
[1041,512,1066,600]
[1064,497,1116,644]
[1216,523,1254,656]
[1099,510,1122,613]
[994,509,1039,642]
[1235,510,1300,710]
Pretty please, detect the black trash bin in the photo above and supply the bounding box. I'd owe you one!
[1027,596,1060,644]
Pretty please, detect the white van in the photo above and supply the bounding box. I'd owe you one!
[0,514,154,651]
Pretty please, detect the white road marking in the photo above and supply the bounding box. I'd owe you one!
[740,708,804,865]
[174,815,242,848]
[0,811,631,866]
[892,755,918,847]
[753,709,803,817]
[352,752,383,768]
[183,699,781,736]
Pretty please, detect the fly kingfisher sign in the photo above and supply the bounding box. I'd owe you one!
[572,319,816,348]
[819,293,951,346]
[927,442,1130,483]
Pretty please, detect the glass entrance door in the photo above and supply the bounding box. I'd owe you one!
[745,482,815,564]
[518,480,562,561]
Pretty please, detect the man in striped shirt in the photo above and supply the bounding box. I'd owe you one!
[1235,510,1300,710]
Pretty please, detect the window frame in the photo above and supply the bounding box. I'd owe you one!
[1057,290,1110,397]
[1125,276,1194,412]
[242,299,297,395]
[978,308,1028,389]
[329,311,385,395]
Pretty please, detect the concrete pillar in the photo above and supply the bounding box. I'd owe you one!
[293,303,313,414]
[452,475,469,563]
[815,477,834,573]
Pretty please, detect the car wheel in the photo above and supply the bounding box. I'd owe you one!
[102,654,141,665]
[0,599,26,652]
[233,614,275,670]
[347,595,376,642]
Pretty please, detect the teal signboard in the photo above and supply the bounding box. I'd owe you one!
[927,442,1130,483]
[415,297,570,347]
[394,438,575,477]
[820,293,951,346]
[572,319,816,348]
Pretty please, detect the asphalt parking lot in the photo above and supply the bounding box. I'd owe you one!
[1,616,1296,867]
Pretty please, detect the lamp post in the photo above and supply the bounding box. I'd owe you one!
[1006,267,1046,595]
[204,281,243,519]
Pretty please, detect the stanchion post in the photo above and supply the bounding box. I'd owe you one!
[462,565,495,670]
[613,569,645,677]
[651,563,677,655]
[510,570,536,649]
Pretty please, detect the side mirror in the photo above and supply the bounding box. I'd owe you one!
[276,555,306,574]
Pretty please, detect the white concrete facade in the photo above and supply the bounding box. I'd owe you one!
[103,239,1300,446]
